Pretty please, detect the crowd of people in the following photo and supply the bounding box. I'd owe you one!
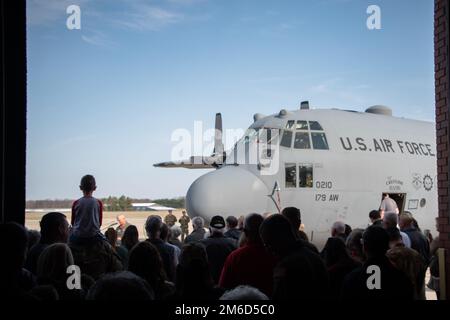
[0,176,442,300]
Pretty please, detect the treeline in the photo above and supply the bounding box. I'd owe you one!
[26,199,74,209]
[26,196,185,211]
[103,196,133,211]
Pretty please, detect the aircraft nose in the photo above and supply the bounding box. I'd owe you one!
[186,166,269,221]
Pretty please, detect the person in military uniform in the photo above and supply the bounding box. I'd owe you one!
[178,210,190,242]
[164,210,177,227]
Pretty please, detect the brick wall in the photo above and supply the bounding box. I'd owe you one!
[435,0,450,299]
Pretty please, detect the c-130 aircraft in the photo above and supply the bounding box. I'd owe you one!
[155,101,437,247]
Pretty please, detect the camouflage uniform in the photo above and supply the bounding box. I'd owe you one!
[179,215,190,242]
[164,213,177,227]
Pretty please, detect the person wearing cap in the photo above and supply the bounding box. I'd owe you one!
[200,215,237,284]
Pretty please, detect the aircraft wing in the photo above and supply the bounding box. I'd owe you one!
[154,156,217,169]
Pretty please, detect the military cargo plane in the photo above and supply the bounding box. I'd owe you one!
[154,102,437,247]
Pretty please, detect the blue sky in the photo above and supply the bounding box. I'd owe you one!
[26,0,434,200]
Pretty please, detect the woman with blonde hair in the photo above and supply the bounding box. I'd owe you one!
[37,243,83,300]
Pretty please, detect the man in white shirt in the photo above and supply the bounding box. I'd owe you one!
[379,193,399,218]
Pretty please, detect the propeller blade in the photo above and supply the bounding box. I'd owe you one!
[214,113,224,156]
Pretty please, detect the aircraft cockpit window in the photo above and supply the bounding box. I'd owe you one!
[299,164,313,188]
[311,132,329,150]
[296,120,309,130]
[286,120,295,130]
[282,121,328,150]
[294,132,311,149]
[309,121,323,131]
[280,130,293,148]
[285,163,297,188]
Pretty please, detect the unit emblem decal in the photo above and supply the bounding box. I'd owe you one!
[412,173,422,190]
[423,175,433,191]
